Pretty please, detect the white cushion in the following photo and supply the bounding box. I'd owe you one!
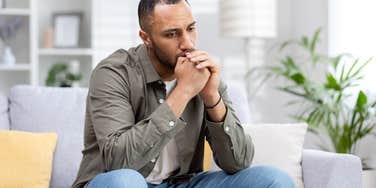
[244,123,307,188]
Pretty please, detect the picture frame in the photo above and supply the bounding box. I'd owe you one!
[53,12,82,48]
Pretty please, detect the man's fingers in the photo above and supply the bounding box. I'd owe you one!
[177,57,188,65]
[186,51,207,59]
[189,55,209,64]
[196,61,215,69]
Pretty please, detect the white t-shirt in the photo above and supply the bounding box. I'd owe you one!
[145,79,180,184]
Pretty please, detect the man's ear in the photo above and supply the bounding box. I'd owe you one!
[139,30,151,47]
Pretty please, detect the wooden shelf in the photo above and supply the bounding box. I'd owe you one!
[39,48,93,56]
[0,64,30,71]
[0,8,30,15]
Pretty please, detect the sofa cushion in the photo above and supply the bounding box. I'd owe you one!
[0,95,10,130]
[209,123,307,188]
[245,123,307,188]
[0,131,57,188]
[9,86,88,188]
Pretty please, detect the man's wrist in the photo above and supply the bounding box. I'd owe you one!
[202,91,220,107]
[205,94,221,109]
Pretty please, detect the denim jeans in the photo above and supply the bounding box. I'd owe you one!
[87,166,296,188]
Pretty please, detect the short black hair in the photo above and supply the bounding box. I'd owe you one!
[138,0,189,32]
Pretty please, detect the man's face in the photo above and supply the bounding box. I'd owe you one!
[148,1,197,69]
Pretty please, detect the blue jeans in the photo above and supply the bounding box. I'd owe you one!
[87,166,296,188]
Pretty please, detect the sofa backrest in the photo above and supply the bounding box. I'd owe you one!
[0,94,10,130]
[9,86,88,188]
[226,82,251,123]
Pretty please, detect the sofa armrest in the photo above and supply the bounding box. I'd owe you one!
[302,149,362,188]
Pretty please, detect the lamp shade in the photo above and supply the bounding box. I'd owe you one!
[220,0,277,38]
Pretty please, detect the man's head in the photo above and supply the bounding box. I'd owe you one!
[138,0,197,69]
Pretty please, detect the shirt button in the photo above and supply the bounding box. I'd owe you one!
[158,99,164,104]
[225,126,230,132]
[158,80,163,85]
[151,158,156,163]
[168,121,175,127]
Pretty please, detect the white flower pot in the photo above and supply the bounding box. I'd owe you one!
[362,170,376,188]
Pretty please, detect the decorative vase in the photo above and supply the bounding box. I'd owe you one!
[1,46,16,65]
[362,170,376,188]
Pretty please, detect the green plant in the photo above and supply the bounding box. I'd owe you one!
[46,63,82,87]
[269,28,376,166]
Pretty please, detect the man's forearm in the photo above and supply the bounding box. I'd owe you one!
[165,84,192,118]
[204,91,226,122]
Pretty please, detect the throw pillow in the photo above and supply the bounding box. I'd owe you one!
[207,123,307,188]
[243,123,307,188]
[204,140,212,171]
[0,131,58,188]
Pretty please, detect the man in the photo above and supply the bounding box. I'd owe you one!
[72,0,295,188]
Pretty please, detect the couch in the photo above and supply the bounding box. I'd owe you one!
[0,85,363,188]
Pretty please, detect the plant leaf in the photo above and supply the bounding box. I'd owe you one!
[325,73,341,90]
[310,28,321,53]
[279,40,297,51]
[291,73,305,84]
[301,36,309,49]
[356,91,367,110]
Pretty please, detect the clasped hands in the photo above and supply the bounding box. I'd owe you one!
[174,50,221,107]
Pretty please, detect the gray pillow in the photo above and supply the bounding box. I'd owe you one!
[0,95,9,130]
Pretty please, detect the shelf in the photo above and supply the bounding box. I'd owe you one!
[0,64,30,71]
[39,48,93,56]
[0,8,30,15]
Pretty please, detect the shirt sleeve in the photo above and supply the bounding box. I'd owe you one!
[88,65,186,171]
[205,80,255,174]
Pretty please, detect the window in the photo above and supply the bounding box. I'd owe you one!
[329,0,376,95]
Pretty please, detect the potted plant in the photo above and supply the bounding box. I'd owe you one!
[45,62,82,87]
[266,29,376,171]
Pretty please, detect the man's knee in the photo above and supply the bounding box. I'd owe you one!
[241,166,296,188]
[88,169,147,188]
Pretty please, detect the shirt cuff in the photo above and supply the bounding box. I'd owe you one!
[206,106,237,136]
[150,102,186,136]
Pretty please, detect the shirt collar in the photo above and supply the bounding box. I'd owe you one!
[138,44,162,84]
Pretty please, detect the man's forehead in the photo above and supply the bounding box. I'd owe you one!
[152,1,194,30]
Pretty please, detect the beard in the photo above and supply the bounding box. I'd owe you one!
[150,39,195,70]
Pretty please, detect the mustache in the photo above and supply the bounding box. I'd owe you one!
[176,48,196,59]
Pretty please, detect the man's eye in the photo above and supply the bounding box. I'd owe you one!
[188,27,196,32]
[166,32,177,38]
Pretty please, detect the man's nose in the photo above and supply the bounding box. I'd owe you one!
[179,32,194,51]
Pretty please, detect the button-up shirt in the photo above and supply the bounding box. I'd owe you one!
[71,44,254,188]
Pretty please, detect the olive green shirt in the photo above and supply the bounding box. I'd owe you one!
[71,44,254,188]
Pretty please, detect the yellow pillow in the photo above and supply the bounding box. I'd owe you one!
[0,131,58,188]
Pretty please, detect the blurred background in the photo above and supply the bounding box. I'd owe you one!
[0,0,375,168]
